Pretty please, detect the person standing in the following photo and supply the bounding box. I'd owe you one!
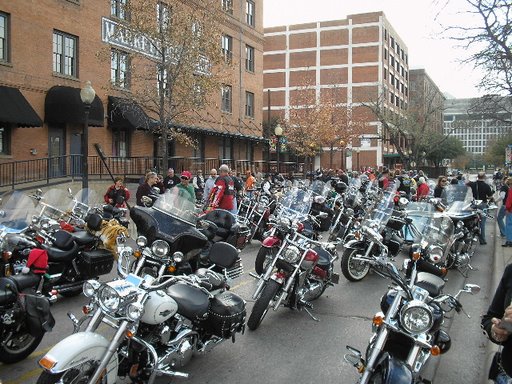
[497,176,510,238]
[481,264,512,382]
[503,178,512,247]
[416,177,430,201]
[163,168,180,190]
[467,172,494,245]
[192,169,205,202]
[378,167,390,190]
[208,164,236,214]
[244,170,256,199]
[229,169,243,215]
[433,175,448,198]
[104,176,130,208]
[203,168,218,205]
[175,171,196,204]
[136,171,158,206]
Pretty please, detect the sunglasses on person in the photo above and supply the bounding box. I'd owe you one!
[181,176,189,180]
[441,179,448,183]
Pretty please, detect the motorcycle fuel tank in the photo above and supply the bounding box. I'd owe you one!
[141,290,178,325]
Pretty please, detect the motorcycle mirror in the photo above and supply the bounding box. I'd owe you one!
[173,251,184,263]
[463,283,481,295]
[152,186,161,194]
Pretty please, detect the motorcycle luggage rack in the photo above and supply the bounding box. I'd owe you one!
[225,259,244,280]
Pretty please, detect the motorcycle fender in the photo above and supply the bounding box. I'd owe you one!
[39,331,118,383]
[375,353,413,384]
[261,236,281,248]
[270,274,285,285]
[343,239,367,251]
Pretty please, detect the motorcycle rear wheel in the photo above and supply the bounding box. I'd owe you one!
[255,247,277,275]
[0,323,44,364]
[37,360,104,384]
[247,280,281,331]
[341,248,370,282]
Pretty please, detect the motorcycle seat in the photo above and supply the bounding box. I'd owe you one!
[71,230,97,246]
[415,272,445,297]
[208,241,239,269]
[42,241,80,262]
[201,209,238,240]
[167,283,210,320]
[3,273,40,292]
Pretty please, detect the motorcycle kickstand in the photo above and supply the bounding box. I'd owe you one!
[303,307,319,322]
[299,300,319,321]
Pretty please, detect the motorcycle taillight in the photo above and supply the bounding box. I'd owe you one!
[313,265,327,279]
[296,222,305,232]
[2,251,11,262]
[304,249,319,263]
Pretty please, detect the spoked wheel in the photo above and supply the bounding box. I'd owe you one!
[247,280,281,331]
[254,247,277,275]
[37,360,103,384]
[341,248,370,282]
[0,322,44,364]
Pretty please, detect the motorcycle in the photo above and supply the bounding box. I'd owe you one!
[238,192,274,243]
[130,189,244,279]
[37,237,246,384]
[344,257,480,384]
[341,183,406,282]
[0,248,55,364]
[248,198,340,330]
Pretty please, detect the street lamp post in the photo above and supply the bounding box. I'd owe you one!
[339,140,346,170]
[275,124,283,174]
[355,148,360,172]
[80,81,96,190]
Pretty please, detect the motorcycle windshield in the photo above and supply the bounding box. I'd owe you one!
[153,189,198,226]
[37,188,72,220]
[419,213,453,248]
[276,187,313,221]
[441,185,474,215]
[362,183,397,229]
[68,188,101,219]
[0,191,37,233]
[310,180,329,197]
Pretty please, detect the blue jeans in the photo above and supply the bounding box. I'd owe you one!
[480,214,487,243]
[506,212,512,243]
[496,371,512,384]
[498,205,506,236]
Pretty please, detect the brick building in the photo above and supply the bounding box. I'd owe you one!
[409,68,445,134]
[263,12,410,171]
[0,0,265,187]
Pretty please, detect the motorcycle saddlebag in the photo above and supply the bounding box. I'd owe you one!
[24,294,55,337]
[79,249,114,278]
[207,291,246,338]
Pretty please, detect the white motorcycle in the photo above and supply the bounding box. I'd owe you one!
[36,237,246,384]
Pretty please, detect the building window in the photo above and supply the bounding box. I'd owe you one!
[111,0,127,19]
[0,12,9,62]
[246,0,255,27]
[193,136,204,159]
[218,137,232,160]
[221,34,232,63]
[384,28,387,41]
[0,126,10,155]
[390,55,394,68]
[245,91,254,118]
[112,130,129,157]
[111,50,130,88]
[53,31,78,77]
[384,48,387,60]
[222,0,233,14]
[221,84,232,113]
[245,44,255,72]
[384,68,387,80]
[390,93,394,104]
[193,82,205,107]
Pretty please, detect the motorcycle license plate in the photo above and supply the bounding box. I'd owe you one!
[331,273,340,284]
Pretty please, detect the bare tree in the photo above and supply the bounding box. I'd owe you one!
[102,0,230,168]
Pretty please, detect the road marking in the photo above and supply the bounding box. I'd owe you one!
[2,367,42,384]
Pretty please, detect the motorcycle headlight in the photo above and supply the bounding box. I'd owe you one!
[98,285,121,312]
[427,245,444,264]
[83,279,101,298]
[400,300,433,335]
[136,236,148,248]
[151,240,170,258]
[282,245,301,263]
[126,303,144,321]
[278,217,291,229]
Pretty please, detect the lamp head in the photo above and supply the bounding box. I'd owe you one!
[80,81,96,105]
[274,124,283,136]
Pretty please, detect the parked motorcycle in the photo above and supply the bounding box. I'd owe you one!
[37,238,246,384]
[0,249,55,364]
[344,257,480,383]
[131,190,244,279]
[341,183,406,282]
[248,201,340,330]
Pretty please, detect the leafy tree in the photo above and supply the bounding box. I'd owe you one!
[426,132,466,168]
[102,0,230,168]
[485,132,512,166]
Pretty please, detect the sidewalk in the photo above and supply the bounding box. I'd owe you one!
[482,221,512,383]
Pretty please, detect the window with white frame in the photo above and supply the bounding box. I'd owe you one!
[111,0,127,19]
[221,34,232,62]
[112,129,128,157]
[245,91,254,118]
[0,126,10,155]
[246,0,255,27]
[245,44,255,72]
[221,84,232,113]
[53,30,78,77]
[111,49,130,89]
[0,12,9,62]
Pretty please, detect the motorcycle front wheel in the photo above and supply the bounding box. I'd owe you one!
[0,322,44,364]
[37,360,104,384]
[254,247,277,275]
[341,248,370,282]
[247,280,281,330]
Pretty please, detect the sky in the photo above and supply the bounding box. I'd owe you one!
[263,0,485,99]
